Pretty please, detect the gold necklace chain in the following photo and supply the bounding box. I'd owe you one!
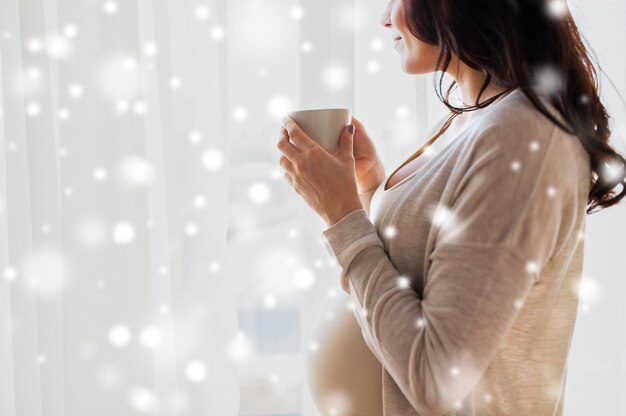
[389,87,514,180]
[384,87,515,190]
[394,111,462,172]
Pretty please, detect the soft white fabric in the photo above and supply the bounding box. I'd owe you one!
[321,89,591,415]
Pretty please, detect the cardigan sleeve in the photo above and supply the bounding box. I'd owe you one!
[320,124,581,415]
[335,187,378,293]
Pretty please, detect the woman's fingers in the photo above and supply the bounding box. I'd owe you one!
[279,154,295,173]
[283,170,300,194]
[283,116,319,151]
[277,127,300,161]
[351,115,365,130]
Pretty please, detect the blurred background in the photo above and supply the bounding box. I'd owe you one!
[0,0,624,415]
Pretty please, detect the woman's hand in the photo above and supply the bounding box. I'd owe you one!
[351,116,386,193]
[277,116,363,227]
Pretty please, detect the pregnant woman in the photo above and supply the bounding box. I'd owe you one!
[277,0,625,415]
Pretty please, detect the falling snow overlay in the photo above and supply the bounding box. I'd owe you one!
[0,0,624,415]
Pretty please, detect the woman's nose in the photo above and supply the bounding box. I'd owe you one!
[380,3,392,28]
[380,13,391,28]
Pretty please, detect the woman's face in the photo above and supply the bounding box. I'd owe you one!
[380,0,441,74]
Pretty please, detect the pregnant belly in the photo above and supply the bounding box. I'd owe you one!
[306,296,384,416]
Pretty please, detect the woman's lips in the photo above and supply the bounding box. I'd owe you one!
[394,38,402,48]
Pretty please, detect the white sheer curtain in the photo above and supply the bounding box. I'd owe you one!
[0,0,624,415]
[0,0,239,414]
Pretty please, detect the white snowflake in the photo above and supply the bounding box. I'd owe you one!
[397,276,411,289]
[140,326,162,349]
[290,5,305,20]
[108,324,131,347]
[102,1,119,15]
[532,65,565,97]
[113,222,136,244]
[185,360,207,383]
[195,5,210,20]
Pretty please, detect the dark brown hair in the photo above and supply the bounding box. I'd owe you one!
[403,0,626,214]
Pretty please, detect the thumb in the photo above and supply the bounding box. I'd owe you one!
[340,123,354,156]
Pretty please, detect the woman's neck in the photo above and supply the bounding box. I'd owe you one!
[448,55,510,106]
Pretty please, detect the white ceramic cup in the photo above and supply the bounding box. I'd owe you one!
[287,108,352,153]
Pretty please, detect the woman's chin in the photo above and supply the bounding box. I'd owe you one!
[400,57,434,75]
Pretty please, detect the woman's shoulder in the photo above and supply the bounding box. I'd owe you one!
[477,89,559,136]
[467,89,589,170]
